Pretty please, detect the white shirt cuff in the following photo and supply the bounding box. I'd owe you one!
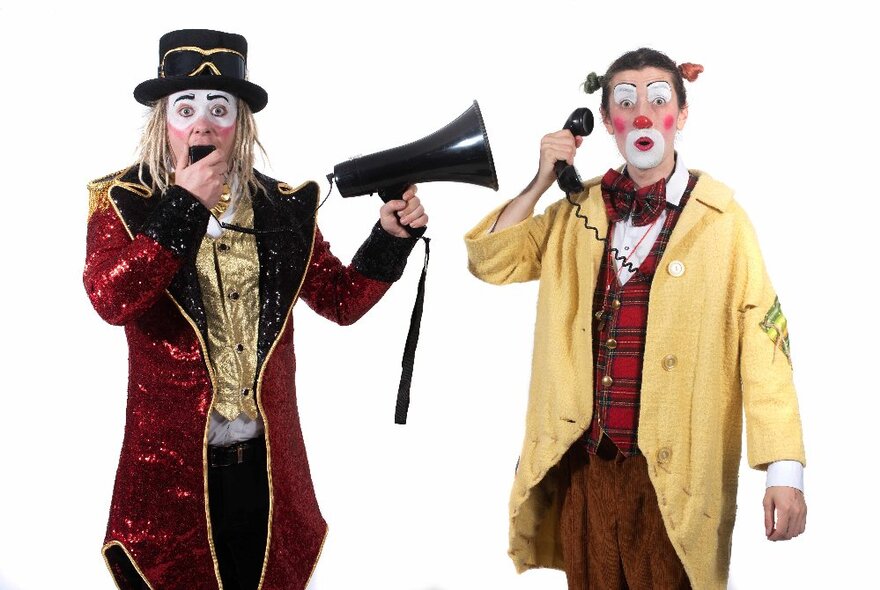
[766,460,804,492]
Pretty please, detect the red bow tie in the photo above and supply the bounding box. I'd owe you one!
[600,169,667,226]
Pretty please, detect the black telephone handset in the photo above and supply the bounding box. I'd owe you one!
[189,144,216,164]
[554,108,594,194]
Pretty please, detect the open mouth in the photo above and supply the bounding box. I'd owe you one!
[635,137,654,152]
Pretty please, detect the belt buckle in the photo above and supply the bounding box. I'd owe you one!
[236,444,245,464]
[210,448,228,468]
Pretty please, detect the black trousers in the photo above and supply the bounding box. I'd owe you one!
[208,438,270,590]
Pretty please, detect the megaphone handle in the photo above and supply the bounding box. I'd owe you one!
[378,185,427,238]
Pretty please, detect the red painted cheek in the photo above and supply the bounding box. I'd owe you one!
[613,117,626,134]
[167,125,189,140]
[663,115,675,131]
[215,125,235,139]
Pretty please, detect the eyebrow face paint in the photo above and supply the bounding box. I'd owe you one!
[165,89,239,164]
[167,89,237,132]
[646,81,672,105]
[603,69,684,173]
[613,84,638,108]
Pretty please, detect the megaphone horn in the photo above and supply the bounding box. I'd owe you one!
[330,100,499,209]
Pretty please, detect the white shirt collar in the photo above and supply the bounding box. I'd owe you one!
[665,156,688,207]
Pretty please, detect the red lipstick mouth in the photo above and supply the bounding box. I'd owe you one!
[635,137,654,152]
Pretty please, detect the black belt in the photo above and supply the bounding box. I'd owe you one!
[208,436,265,468]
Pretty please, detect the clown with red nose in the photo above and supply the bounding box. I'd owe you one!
[604,71,687,176]
[466,48,807,590]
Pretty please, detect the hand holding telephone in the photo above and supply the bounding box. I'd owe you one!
[554,108,594,194]
[185,144,230,216]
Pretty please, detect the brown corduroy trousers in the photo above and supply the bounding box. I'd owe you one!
[559,437,691,590]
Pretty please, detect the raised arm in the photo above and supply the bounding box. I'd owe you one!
[84,183,209,325]
[465,130,582,285]
[493,130,582,231]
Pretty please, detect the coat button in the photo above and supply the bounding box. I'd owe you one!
[218,243,229,251]
[601,375,613,387]
[236,343,244,352]
[229,291,240,300]
[662,354,678,371]
[606,338,618,350]
[657,447,672,464]
[611,299,621,310]
[667,260,685,277]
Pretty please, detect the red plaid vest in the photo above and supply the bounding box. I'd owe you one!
[582,173,697,457]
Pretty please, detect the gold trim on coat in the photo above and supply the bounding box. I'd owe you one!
[254,181,320,589]
[101,541,157,590]
[104,184,225,587]
[87,168,129,220]
[111,179,153,199]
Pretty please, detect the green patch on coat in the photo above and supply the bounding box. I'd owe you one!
[760,297,791,363]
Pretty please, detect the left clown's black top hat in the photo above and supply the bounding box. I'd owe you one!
[134,29,268,112]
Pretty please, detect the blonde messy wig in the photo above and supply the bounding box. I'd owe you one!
[137,96,267,197]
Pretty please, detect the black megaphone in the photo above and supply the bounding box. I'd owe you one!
[328,100,499,237]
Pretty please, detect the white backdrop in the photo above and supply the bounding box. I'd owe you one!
[0,1,876,588]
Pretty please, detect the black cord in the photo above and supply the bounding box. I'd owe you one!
[219,176,335,235]
[564,191,644,277]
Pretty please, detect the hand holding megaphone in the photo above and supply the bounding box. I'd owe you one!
[325,101,498,424]
[327,101,498,238]
[379,185,428,238]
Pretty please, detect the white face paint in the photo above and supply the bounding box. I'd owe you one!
[624,128,665,169]
[166,89,237,132]
[604,68,685,176]
[646,81,672,106]
[610,81,675,170]
[613,83,637,108]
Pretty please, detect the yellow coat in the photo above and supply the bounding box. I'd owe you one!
[465,171,805,589]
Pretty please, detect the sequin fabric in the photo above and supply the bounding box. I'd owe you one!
[298,226,395,325]
[84,192,183,326]
[196,194,260,421]
[86,166,415,589]
[85,199,217,588]
[87,170,125,219]
[351,220,418,282]
[140,186,211,260]
[252,174,316,370]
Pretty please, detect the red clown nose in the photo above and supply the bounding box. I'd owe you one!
[633,115,652,129]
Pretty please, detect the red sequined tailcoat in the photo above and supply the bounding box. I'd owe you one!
[84,166,415,590]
